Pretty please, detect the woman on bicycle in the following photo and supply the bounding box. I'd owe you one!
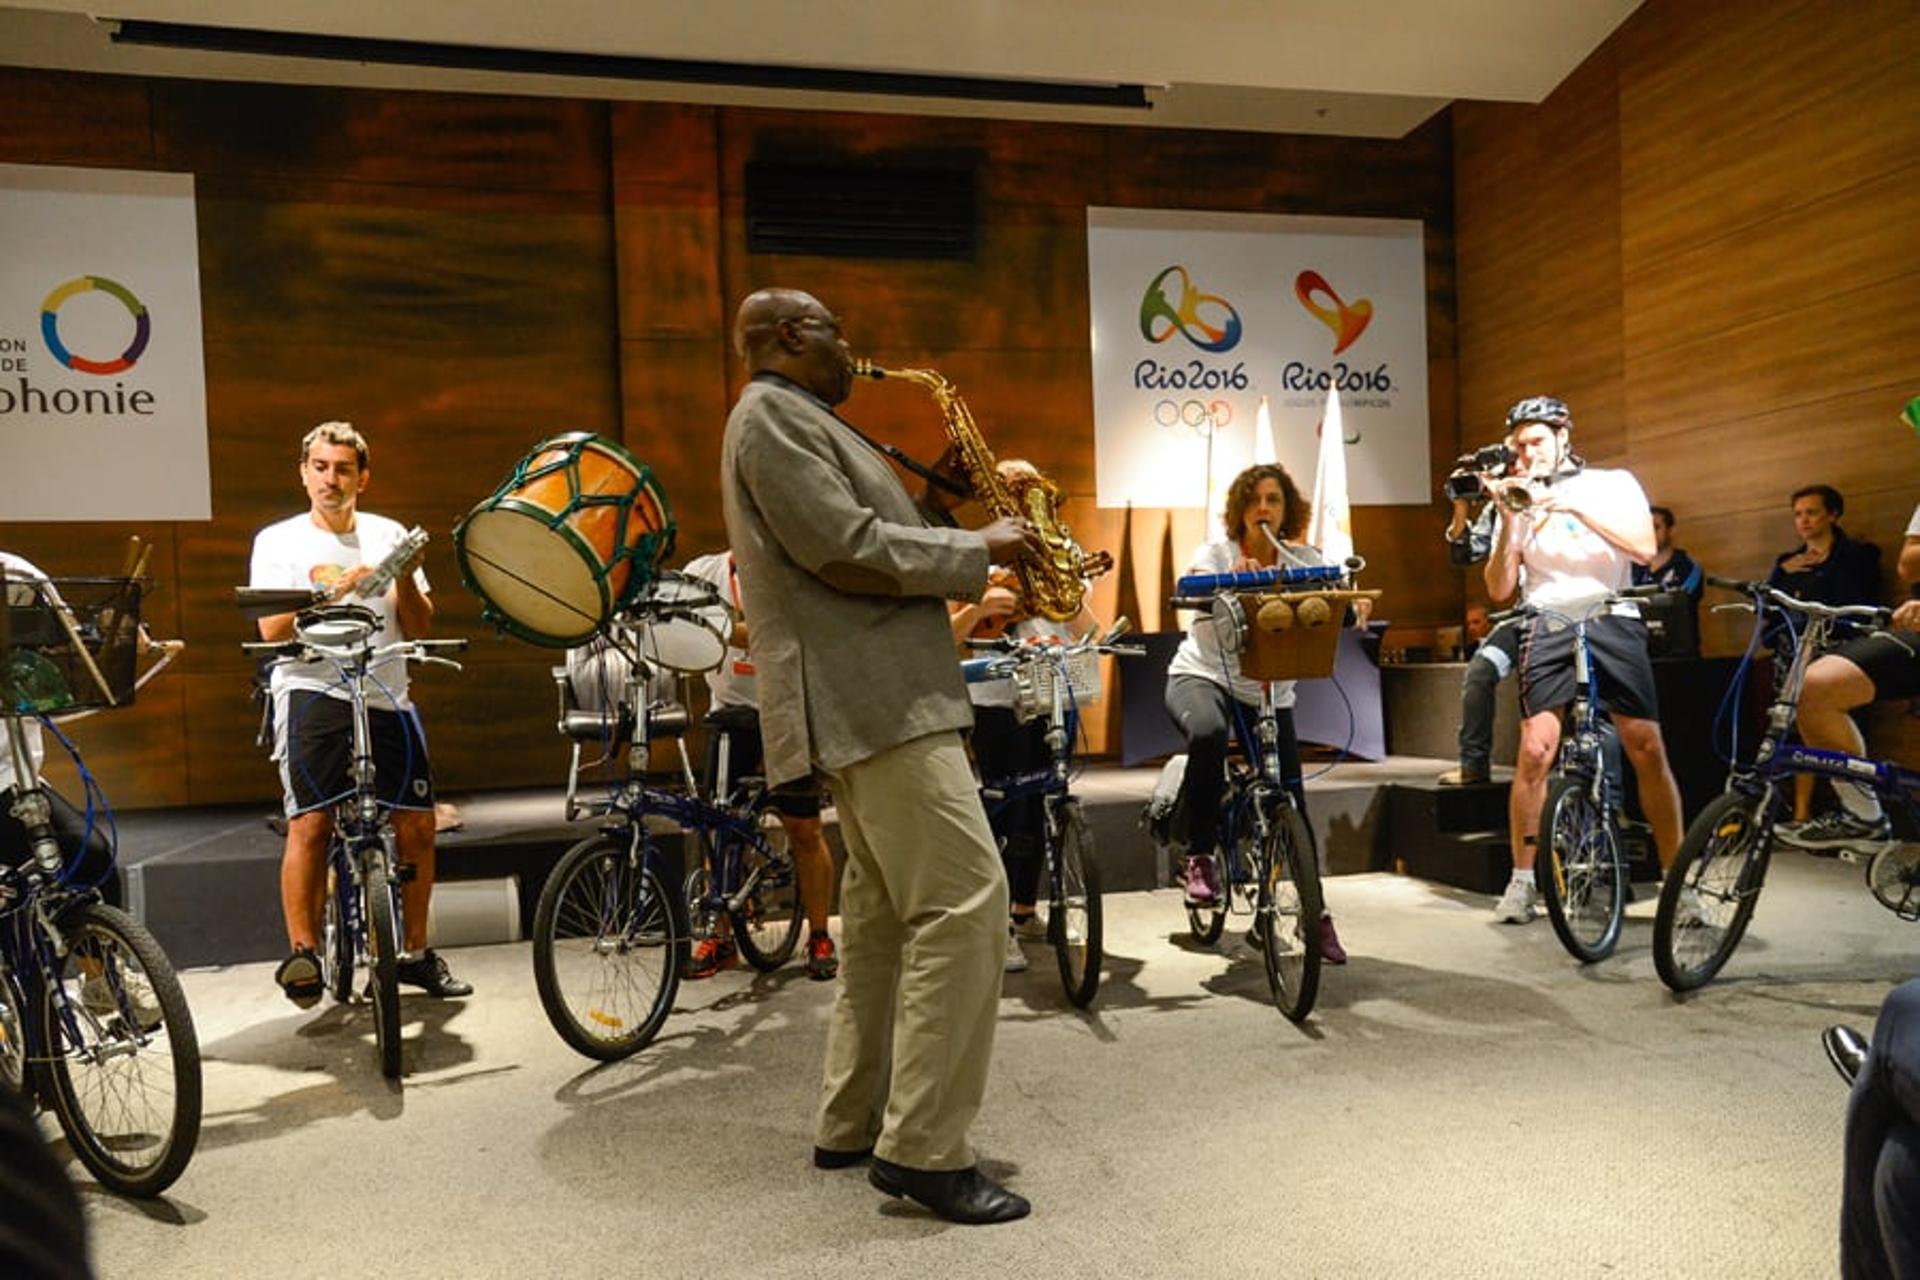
[947,461,1099,974]
[1162,463,1345,964]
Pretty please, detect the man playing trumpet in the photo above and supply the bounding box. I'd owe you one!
[1481,396,1684,925]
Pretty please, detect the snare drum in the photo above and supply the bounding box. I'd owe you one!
[454,433,676,647]
[631,573,728,673]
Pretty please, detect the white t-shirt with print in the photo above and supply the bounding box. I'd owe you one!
[1,551,50,792]
[1500,467,1650,614]
[682,551,755,710]
[248,512,428,712]
[1167,538,1327,707]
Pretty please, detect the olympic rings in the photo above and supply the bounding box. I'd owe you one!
[1153,398,1233,435]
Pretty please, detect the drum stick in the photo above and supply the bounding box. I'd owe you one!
[119,535,143,580]
[130,541,154,583]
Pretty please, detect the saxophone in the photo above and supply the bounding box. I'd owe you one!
[853,360,1112,623]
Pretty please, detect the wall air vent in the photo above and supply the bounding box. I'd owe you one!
[746,160,977,261]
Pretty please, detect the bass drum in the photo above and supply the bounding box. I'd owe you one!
[454,433,675,647]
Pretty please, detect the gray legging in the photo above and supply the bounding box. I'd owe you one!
[1164,674,1307,860]
[1459,620,1522,777]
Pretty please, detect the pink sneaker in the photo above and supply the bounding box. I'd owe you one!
[1183,855,1221,906]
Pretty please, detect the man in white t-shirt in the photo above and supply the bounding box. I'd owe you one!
[1483,396,1684,924]
[679,548,839,982]
[248,422,469,1004]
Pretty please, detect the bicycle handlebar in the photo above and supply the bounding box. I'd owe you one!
[1484,584,1666,628]
[1705,576,1892,627]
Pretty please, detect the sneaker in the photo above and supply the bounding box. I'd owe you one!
[1183,855,1221,907]
[1493,878,1538,924]
[1774,810,1891,855]
[1438,766,1490,786]
[1003,927,1029,973]
[81,970,162,1031]
[1010,912,1047,941]
[273,946,324,1008]
[1318,913,1348,965]
[686,937,739,980]
[395,948,473,998]
[805,933,839,981]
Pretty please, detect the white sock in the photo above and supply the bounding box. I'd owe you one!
[1509,870,1533,889]
[1835,782,1884,824]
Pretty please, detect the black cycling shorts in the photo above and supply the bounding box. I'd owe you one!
[703,705,822,819]
[1828,628,1920,702]
[1518,611,1660,721]
[275,689,434,818]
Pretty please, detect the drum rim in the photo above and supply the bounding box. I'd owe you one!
[453,503,615,648]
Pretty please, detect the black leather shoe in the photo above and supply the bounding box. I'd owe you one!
[395,949,473,998]
[868,1157,1030,1225]
[813,1145,873,1170]
[1823,1025,1869,1086]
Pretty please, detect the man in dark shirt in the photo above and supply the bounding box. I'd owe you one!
[1632,505,1704,657]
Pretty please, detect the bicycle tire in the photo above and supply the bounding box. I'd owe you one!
[362,855,402,1079]
[1536,773,1627,963]
[322,859,354,1005]
[1186,900,1226,946]
[533,833,683,1061]
[1256,800,1323,1022]
[1050,801,1104,1008]
[733,805,802,972]
[0,966,29,1098]
[1653,790,1773,992]
[42,902,202,1198]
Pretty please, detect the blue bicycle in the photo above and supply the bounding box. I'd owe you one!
[4,568,199,1197]
[1653,577,1913,991]
[965,626,1142,1008]
[244,602,468,1078]
[531,613,801,1061]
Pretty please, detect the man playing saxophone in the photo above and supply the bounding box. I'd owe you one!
[721,287,1042,1225]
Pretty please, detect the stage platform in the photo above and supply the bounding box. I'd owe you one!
[116,755,1515,968]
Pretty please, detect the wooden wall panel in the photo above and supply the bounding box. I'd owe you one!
[9,67,1455,806]
[1456,0,1920,771]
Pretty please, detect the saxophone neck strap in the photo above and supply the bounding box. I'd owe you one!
[756,373,970,500]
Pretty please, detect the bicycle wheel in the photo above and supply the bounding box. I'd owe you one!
[1255,801,1323,1022]
[361,855,402,1078]
[321,860,354,1005]
[1537,773,1627,963]
[42,902,201,1198]
[1049,801,1104,1008]
[0,966,28,1097]
[533,833,683,1061]
[1653,790,1773,992]
[733,807,802,971]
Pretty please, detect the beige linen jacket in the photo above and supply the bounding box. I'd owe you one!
[721,375,989,786]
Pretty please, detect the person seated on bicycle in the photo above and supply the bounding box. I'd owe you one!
[948,463,1101,974]
[1778,501,1920,853]
[1483,396,1685,924]
[248,422,470,1005]
[680,548,840,982]
[0,550,156,1026]
[1163,462,1347,964]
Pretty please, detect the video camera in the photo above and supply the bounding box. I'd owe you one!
[1443,442,1518,502]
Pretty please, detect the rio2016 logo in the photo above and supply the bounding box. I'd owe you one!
[1294,270,1372,354]
[40,275,151,375]
[1139,265,1242,353]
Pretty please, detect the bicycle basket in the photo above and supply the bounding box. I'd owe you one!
[1,576,143,713]
[1011,649,1102,722]
[1235,589,1377,682]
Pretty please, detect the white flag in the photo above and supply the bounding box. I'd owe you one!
[1253,395,1277,464]
[1308,388,1354,565]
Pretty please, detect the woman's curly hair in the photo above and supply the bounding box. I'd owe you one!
[1221,463,1310,544]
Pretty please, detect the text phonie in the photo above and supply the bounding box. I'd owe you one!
[0,377,156,416]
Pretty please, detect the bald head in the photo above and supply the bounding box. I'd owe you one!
[734,287,853,405]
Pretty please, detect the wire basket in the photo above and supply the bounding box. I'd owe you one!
[2,576,144,714]
[1011,648,1102,723]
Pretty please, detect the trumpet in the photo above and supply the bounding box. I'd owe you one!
[1492,479,1539,513]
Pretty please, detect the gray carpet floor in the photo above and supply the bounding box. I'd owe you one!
[69,856,1915,1280]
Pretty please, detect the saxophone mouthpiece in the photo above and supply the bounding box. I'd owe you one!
[851,358,884,380]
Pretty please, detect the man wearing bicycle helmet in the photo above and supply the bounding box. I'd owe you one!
[1783,502,1920,852]
[1482,397,1684,924]
[249,422,470,1005]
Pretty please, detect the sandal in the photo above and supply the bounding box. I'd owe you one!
[274,946,324,1008]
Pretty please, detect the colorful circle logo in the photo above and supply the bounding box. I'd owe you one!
[40,276,151,375]
[1139,265,1242,353]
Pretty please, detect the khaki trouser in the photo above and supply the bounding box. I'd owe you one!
[816,730,1007,1171]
